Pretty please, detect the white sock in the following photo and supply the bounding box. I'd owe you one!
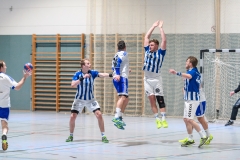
[154,113,160,119]
[188,134,193,141]
[205,129,210,137]
[198,130,205,138]
[101,132,105,137]
[70,133,73,137]
[115,108,121,118]
[119,112,123,117]
[161,112,166,121]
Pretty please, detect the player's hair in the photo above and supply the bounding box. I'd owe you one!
[80,59,90,67]
[0,60,4,69]
[149,39,159,45]
[117,40,126,50]
[187,56,198,67]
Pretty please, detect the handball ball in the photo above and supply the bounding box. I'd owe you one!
[24,63,33,72]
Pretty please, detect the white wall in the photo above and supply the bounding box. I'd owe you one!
[0,0,87,34]
[86,0,215,34]
[0,0,239,35]
[221,0,240,33]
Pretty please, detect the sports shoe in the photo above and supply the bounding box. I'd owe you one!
[179,137,188,143]
[119,117,126,126]
[155,119,162,129]
[181,140,195,147]
[66,135,73,142]
[112,118,125,126]
[162,120,168,128]
[2,135,8,151]
[102,136,109,143]
[205,134,213,145]
[225,120,234,126]
[198,137,209,148]
[114,123,125,130]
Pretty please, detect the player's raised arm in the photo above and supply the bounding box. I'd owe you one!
[144,20,159,47]
[158,21,166,50]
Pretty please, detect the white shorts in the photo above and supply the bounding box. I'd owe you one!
[144,76,164,96]
[184,100,200,119]
[71,99,100,113]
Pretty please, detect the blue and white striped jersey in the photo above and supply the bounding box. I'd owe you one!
[184,68,201,101]
[142,46,166,74]
[72,70,99,100]
[112,51,129,78]
[0,72,18,107]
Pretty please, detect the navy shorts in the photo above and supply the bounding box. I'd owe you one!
[113,77,128,96]
[195,101,206,117]
[0,107,10,122]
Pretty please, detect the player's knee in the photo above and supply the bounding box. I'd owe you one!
[1,121,8,128]
[183,118,192,123]
[197,116,204,122]
[70,111,78,119]
[93,108,102,118]
[156,96,165,108]
[70,113,78,120]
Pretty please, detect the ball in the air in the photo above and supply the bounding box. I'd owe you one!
[24,63,33,72]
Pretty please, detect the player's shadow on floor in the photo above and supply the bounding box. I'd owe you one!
[0,150,26,153]
[120,141,149,147]
[74,139,102,142]
[161,140,179,144]
[161,140,240,150]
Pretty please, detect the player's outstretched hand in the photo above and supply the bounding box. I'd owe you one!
[114,75,120,82]
[152,20,160,28]
[169,69,177,75]
[84,73,91,78]
[23,70,32,78]
[230,91,235,96]
[159,20,163,28]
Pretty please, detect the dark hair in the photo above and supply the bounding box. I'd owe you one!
[149,39,159,45]
[117,40,126,50]
[0,60,4,69]
[187,56,198,67]
[80,58,90,67]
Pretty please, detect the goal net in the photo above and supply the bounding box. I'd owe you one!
[201,49,240,122]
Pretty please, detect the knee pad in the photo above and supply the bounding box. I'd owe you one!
[233,105,239,109]
[93,108,100,113]
[156,96,165,108]
[233,98,240,108]
[71,110,79,114]
[119,94,129,98]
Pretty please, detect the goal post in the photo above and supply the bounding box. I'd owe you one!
[200,49,240,122]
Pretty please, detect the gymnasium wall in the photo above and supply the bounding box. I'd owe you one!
[1,0,239,34]
[0,0,240,116]
[0,35,32,110]
[0,0,216,34]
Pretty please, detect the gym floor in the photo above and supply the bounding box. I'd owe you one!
[0,111,239,160]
